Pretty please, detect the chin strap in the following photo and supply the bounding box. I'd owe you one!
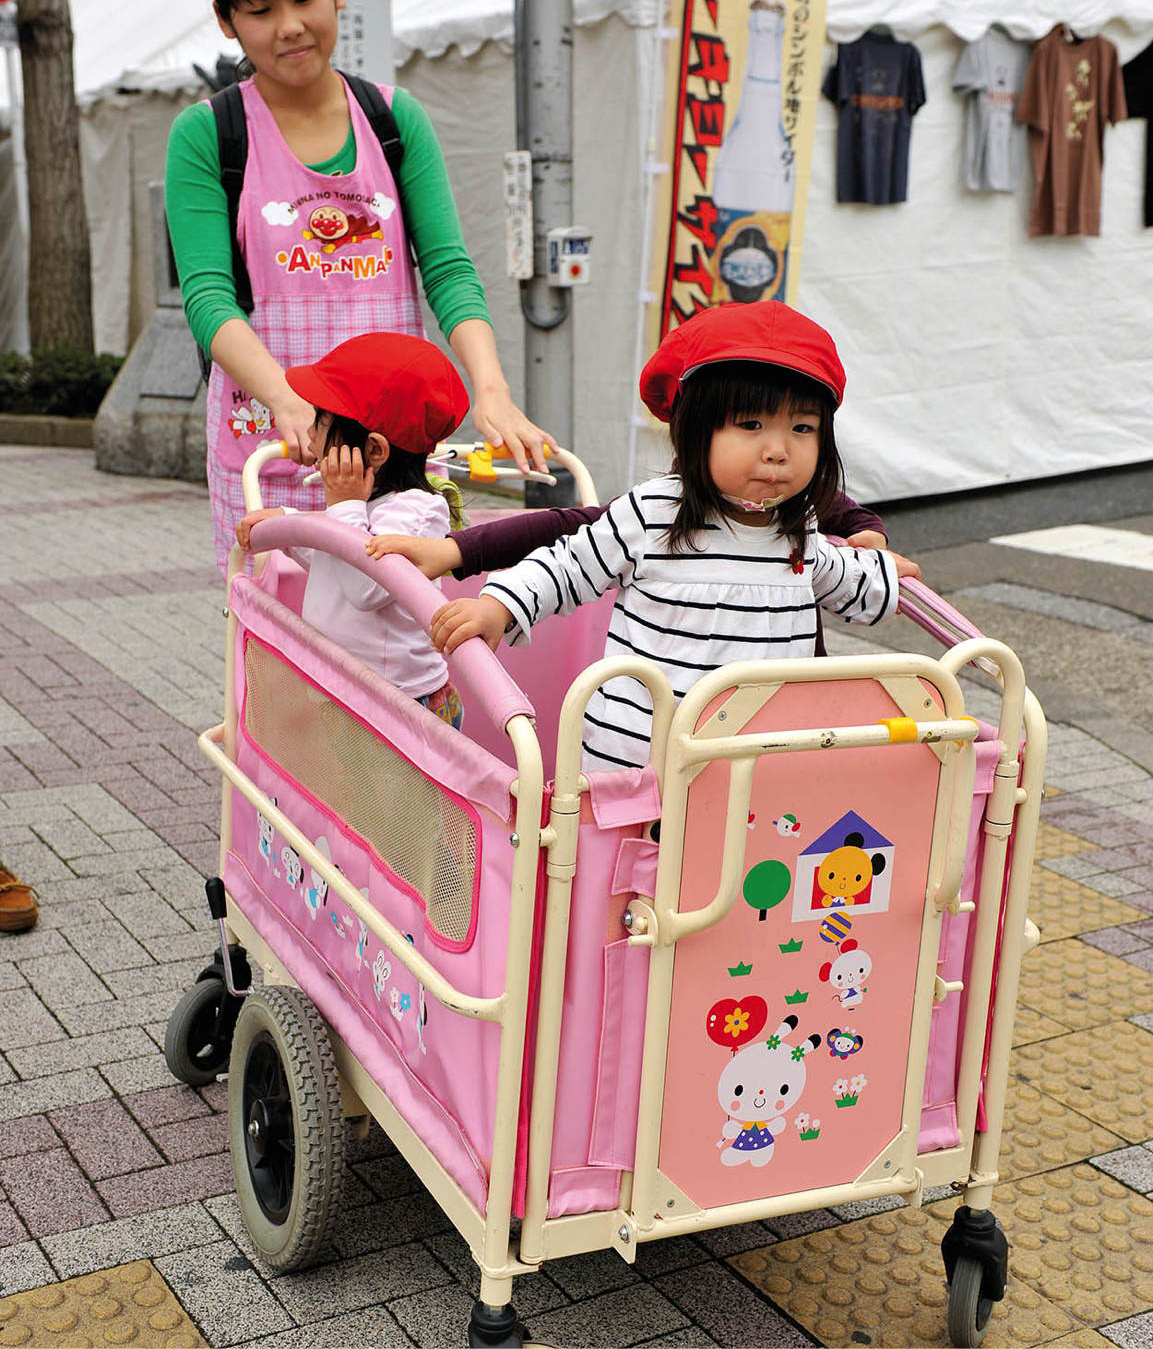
[720,492,786,513]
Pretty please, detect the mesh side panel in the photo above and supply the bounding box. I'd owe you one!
[244,640,476,945]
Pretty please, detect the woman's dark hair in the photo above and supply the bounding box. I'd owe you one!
[317,412,435,502]
[666,361,843,556]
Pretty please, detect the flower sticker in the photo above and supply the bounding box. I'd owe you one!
[833,1075,867,1108]
[766,1034,781,1050]
[725,1008,751,1039]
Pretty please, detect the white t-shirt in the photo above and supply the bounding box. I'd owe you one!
[953,29,1032,192]
[287,490,450,699]
[481,475,899,770]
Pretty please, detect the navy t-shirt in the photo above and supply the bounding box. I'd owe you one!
[1123,39,1153,227]
[822,34,927,204]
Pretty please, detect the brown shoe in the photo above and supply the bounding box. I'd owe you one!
[0,868,39,933]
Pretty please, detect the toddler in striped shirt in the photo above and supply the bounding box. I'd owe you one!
[429,302,919,770]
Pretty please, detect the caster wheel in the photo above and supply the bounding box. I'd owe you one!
[228,986,344,1271]
[164,977,238,1086]
[947,1253,995,1347]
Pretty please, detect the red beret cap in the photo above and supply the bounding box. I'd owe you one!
[639,301,845,421]
[286,332,469,455]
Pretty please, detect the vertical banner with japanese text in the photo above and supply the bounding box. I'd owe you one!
[650,0,827,344]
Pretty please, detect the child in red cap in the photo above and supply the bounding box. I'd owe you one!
[422,301,918,768]
[237,331,470,726]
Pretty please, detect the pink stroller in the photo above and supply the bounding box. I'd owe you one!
[165,446,1043,1348]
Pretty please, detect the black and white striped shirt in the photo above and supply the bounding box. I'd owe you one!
[481,475,898,770]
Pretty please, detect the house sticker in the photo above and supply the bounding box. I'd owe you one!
[791,811,894,923]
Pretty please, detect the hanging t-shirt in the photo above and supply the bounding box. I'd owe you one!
[1123,39,1153,228]
[953,29,1032,192]
[1015,27,1127,237]
[822,33,927,205]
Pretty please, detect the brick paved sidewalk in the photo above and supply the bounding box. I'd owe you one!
[1,443,1153,1348]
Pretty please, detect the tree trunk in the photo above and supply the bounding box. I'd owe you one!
[17,0,93,354]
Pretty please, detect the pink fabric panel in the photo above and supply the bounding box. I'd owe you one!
[231,574,516,824]
[231,739,517,1188]
[543,818,651,1218]
[917,732,1002,1153]
[223,853,490,1215]
[246,514,536,736]
[589,940,650,1168]
[612,836,659,900]
[586,768,662,829]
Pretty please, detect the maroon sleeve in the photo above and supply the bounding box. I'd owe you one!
[820,491,887,542]
[451,503,609,578]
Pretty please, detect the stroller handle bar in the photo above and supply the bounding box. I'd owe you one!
[243,439,600,511]
[244,511,536,734]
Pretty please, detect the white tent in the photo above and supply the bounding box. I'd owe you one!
[2,1,1152,504]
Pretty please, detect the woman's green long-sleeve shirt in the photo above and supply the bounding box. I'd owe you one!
[165,85,492,352]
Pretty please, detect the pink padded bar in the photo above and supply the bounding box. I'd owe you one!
[248,513,536,732]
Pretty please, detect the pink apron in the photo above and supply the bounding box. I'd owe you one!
[206,76,425,572]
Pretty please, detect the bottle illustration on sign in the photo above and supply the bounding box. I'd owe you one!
[711,0,794,305]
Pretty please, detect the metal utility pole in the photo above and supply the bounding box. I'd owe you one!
[514,0,576,505]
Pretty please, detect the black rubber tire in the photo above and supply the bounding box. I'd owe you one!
[947,1253,995,1348]
[228,986,344,1271]
[164,978,234,1086]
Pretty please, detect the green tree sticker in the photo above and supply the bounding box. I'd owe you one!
[743,860,792,920]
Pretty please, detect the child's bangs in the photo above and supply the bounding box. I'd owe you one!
[690,361,833,425]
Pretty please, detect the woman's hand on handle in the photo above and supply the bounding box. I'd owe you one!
[471,388,557,475]
[266,388,319,465]
[365,534,464,579]
[208,318,317,464]
[448,317,556,474]
[430,596,511,654]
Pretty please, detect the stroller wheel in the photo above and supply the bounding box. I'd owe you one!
[946,1253,995,1347]
[229,986,344,1271]
[164,977,238,1086]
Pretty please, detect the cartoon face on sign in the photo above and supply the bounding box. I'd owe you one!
[715,1015,822,1167]
[815,836,886,909]
[792,812,894,922]
[819,940,872,1008]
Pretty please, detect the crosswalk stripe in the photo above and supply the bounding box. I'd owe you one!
[989,524,1153,573]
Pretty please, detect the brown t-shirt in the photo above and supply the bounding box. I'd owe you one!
[1015,27,1127,237]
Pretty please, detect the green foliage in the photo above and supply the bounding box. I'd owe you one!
[0,347,123,417]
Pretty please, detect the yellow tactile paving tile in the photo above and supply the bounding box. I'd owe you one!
[730,1203,1077,1348]
[1014,1021,1153,1144]
[732,1164,1153,1347]
[0,1260,204,1348]
[1016,939,1153,1031]
[993,1165,1153,1325]
[999,1081,1126,1181]
[1027,869,1146,944]
[1033,821,1098,861]
[1013,1004,1073,1046]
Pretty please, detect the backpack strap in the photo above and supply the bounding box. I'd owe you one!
[210,82,254,317]
[339,71,412,251]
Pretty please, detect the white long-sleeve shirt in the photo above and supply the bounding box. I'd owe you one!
[481,474,899,770]
[286,491,450,699]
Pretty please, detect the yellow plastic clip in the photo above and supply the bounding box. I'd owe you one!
[879,717,918,743]
[466,446,499,482]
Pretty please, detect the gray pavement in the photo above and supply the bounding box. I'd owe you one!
[2,442,1153,1348]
